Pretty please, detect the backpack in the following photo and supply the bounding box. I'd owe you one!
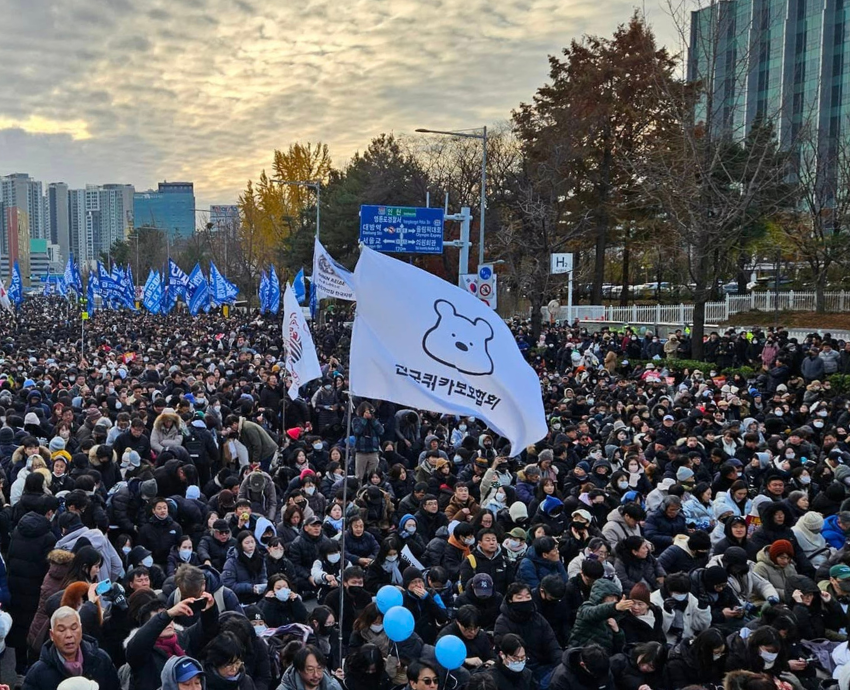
[183,427,204,464]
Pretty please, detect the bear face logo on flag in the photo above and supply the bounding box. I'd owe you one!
[422,299,494,375]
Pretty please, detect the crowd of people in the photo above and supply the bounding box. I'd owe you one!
[1,297,850,690]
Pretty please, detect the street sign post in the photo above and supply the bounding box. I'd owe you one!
[551,253,573,274]
[474,264,497,309]
[359,205,444,254]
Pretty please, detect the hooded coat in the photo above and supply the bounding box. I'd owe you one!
[161,656,206,690]
[150,411,185,454]
[550,647,615,690]
[748,502,814,576]
[568,578,627,653]
[7,510,57,653]
[138,511,184,565]
[516,546,568,589]
[753,546,798,600]
[493,597,562,670]
[601,507,642,548]
[26,548,75,654]
[22,634,120,690]
[644,506,688,552]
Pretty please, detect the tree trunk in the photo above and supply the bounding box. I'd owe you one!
[620,239,630,306]
[691,297,706,361]
[816,267,828,313]
[591,142,613,304]
[736,251,749,294]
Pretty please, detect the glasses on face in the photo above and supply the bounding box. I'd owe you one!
[418,677,439,686]
[220,660,243,673]
[506,653,527,663]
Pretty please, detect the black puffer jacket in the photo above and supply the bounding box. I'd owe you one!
[288,529,332,588]
[493,598,562,672]
[107,478,146,536]
[138,513,183,565]
[22,636,120,690]
[197,533,236,571]
[7,511,57,651]
[551,648,615,690]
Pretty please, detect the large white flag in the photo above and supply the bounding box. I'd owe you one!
[283,282,323,400]
[0,279,12,314]
[349,247,547,454]
[313,238,356,301]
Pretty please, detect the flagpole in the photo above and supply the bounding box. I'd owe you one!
[338,392,353,668]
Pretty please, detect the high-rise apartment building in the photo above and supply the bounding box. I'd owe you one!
[47,182,70,261]
[134,182,195,239]
[66,184,134,266]
[0,174,45,252]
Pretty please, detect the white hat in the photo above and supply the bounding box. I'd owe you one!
[57,679,99,690]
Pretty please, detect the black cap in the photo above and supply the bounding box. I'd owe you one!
[212,519,230,533]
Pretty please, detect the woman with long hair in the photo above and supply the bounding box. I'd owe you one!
[222,531,268,605]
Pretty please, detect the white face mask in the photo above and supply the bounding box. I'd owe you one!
[328,553,341,564]
[385,555,399,563]
[305,486,316,496]
[404,523,416,534]
[760,650,778,665]
[275,588,291,601]
[814,421,824,428]
[179,548,193,562]
[254,624,267,636]
[370,623,384,633]
[505,659,526,673]
[713,652,724,661]
[142,556,153,568]
[122,546,131,555]
[800,475,812,485]
[618,481,629,490]
[672,592,688,601]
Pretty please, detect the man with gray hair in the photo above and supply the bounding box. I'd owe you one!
[22,606,119,690]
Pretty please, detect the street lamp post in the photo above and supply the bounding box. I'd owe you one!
[272,180,321,239]
[415,126,487,266]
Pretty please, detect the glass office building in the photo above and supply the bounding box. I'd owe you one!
[133,182,195,239]
[688,0,850,148]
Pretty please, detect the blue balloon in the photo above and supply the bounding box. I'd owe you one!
[376,585,403,614]
[383,605,414,642]
[435,634,466,670]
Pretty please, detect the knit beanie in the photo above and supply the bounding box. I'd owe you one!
[768,539,794,561]
[704,565,728,588]
[676,466,694,482]
[48,437,66,453]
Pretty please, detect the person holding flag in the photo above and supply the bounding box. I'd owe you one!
[8,261,23,308]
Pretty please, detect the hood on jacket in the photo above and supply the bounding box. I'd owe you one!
[540,496,564,517]
[161,655,206,690]
[760,501,792,528]
[253,516,276,544]
[16,510,53,539]
[154,411,184,433]
[587,577,622,604]
[784,574,818,602]
[47,549,75,566]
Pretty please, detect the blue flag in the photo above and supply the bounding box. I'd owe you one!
[188,263,210,316]
[169,259,190,299]
[210,261,238,304]
[9,261,22,307]
[269,265,281,315]
[56,276,68,298]
[44,281,53,297]
[258,270,269,313]
[124,265,137,309]
[88,270,99,313]
[293,268,306,304]
[142,270,163,314]
[309,277,317,321]
[97,262,119,307]
[64,257,78,294]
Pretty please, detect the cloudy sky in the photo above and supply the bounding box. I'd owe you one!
[0,0,677,210]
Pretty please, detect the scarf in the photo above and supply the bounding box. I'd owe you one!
[155,634,185,658]
[61,645,84,676]
[238,549,264,575]
[792,522,829,559]
[381,559,404,585]
[448,534,471,559]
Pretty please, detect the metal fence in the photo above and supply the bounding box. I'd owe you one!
[594,291,850,324]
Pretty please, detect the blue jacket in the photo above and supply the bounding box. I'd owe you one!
[351,416,384,454]
[517,546,569,589]
[644,507,688,553]
[822,514,848,549]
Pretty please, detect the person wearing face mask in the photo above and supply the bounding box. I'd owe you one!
[724,626,789,678]
[649,572,711,645]
[222,532,268,605]
[258,574,307,627]
[401,566,448,646]
[367,534,410,590]
[167,536,201,576]
[395,513,427,561]
[436,522,475,583]
[664,628,728,690]
[748,503,815,576]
